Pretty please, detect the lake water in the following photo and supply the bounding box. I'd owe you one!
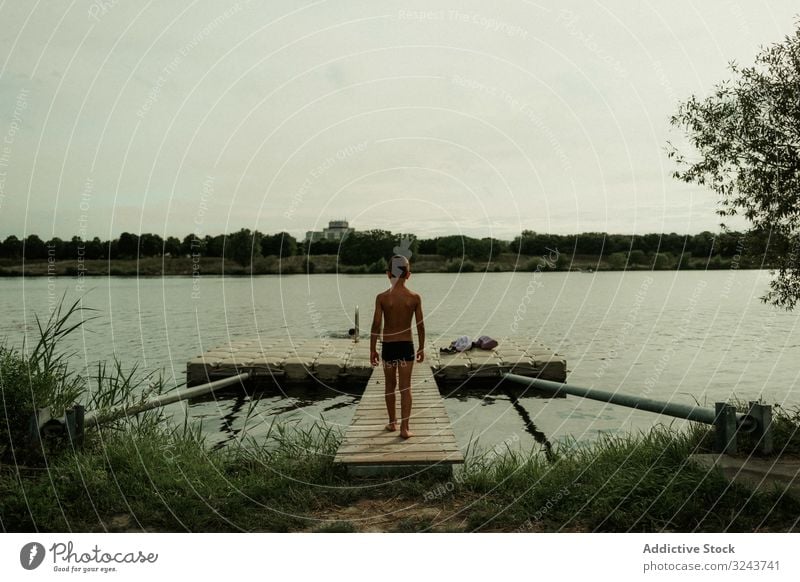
[1,270,798,453]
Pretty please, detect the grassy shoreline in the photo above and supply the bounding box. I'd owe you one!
[3,418,799,533]
[0,253,764,277]
[2,300,798,533]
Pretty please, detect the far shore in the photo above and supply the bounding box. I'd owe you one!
[0,252,766,278]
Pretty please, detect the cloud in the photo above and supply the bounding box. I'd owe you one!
[0,0,797,239]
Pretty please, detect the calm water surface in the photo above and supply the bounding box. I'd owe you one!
[1,270,798,452]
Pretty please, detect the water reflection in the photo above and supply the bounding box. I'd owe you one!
[187,376,557,455]
[438,380,556,457]
[503,388,553,460]
[214,394,249,450]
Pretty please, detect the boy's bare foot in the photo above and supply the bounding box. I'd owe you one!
[385,422,397,432]
[400,429,414,439]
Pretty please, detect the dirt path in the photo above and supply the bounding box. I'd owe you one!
[301,497,471,532]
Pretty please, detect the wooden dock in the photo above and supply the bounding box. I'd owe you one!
[332,362,464,472]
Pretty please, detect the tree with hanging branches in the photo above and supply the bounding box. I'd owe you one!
[669,21,800,309]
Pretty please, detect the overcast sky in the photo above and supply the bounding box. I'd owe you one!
[1,0,798,242]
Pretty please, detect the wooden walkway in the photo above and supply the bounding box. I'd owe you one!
[333,363,464,470]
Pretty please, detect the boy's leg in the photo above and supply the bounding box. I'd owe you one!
[382,361,398,431]
[398,359,414,438]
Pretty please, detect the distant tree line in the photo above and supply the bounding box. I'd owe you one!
[303,229,768,267]
[0,231,300,267]
[0,228,770,268]
[510,230,760,261]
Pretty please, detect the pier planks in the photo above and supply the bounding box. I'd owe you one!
[332,363,464,468]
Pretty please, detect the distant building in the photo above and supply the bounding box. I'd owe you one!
[305,220,354,243]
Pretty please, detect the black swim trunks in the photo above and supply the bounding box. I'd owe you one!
[381,341,415,363]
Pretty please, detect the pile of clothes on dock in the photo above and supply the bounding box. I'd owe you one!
[439,335,498,354]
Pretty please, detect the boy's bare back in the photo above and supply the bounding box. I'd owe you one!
[377,286,421,343]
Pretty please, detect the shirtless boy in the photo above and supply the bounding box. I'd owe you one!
[370,255,425,439]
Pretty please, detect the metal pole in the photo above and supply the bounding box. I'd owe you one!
[354,305,359,343]
[503,374,757,432]
[84,372,251,428]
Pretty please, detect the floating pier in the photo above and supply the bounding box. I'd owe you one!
[430,337,567,384]
[186,337,567,386]
[186,337,372,386]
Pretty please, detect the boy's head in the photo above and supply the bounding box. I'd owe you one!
[387,254,410,282]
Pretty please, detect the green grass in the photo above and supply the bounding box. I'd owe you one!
[0,296,94,465]
[0,420,347,531]
[448,422,800,532]
[2,416,799,532]
[769,404,800,456]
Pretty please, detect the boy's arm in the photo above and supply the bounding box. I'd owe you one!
[370,295,382,366]
[415,295,425,362]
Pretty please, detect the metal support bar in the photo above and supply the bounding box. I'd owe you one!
[84,371,251,428]
[502,374,769,454]
[28,372,252,448]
